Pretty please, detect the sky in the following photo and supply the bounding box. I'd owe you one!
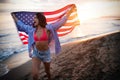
[0,0,120,22]
[0,0,86,12]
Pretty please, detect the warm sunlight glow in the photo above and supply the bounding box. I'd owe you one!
[77,3,102,23]
[77,1,120,23]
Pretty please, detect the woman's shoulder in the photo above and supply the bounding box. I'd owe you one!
[46,24,53,30]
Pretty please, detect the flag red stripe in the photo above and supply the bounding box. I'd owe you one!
[44,4,73,15]
[67,13,78,20]
[19,33,28,38]
[57,23,79,32]
[57,26,73,32]
[46,13,65,22]
[46,9,77,22]
[23,42,28,44]
[58,26,75,37]
[20,37,28,41]
[63,21,80,26]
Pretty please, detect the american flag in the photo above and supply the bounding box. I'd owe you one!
[12,4,80,45]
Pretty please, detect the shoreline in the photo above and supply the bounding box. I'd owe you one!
[62,30,120,46]
[2,51,31,70]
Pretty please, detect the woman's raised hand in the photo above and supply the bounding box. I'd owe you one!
[11,13,18,22]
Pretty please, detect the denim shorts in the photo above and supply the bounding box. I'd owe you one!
[32,47,51,62]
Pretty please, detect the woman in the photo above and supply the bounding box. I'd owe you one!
[12,4,75,80]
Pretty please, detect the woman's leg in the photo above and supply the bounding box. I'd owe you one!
[32,57,41,80]
[43,62,51,80]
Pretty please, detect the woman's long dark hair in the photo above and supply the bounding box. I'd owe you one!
[36,12,47,28]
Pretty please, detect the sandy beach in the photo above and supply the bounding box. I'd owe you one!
[0,31,120,80]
